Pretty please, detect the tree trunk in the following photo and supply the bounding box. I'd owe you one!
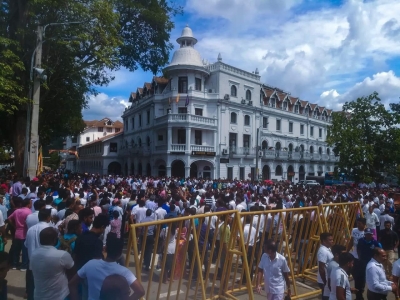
[13,110,28,177]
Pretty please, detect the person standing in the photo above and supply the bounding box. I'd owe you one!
[324,244,346,299]
[329,252,357,300]
[24,209,51,300]
[365,206,380,240]
[357,228,383,300]
[140,209,156,271]
[347,217,366,300]
[256,239,291,299]
[317,232,334,300]
[379,220,399,278]
[69,234,145,300]
[30,227,75,300]
[8,198,31,270]
[366,248,397,300]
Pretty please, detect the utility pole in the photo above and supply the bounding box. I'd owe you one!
[27,26,43,179]
[254,127,260,182]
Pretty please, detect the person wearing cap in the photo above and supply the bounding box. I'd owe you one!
[366,247,397,300]
[357,228,382,300]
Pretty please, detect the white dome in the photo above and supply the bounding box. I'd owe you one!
[181,26,194,38]
[169,47,204,67]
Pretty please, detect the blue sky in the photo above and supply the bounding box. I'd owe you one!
[83,0,400,121]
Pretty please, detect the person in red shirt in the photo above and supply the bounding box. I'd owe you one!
[8,198,32,270]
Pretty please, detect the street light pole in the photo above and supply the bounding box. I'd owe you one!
[27,25,43,179]
[254,127,260,182]
[25,21,83,178]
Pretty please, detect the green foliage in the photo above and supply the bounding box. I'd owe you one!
[0,37,28,114]
[327,92,400,183]
[0,0,180,173]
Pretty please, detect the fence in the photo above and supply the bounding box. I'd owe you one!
[125,202,361,300]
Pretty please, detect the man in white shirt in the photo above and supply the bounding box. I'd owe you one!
[329,252,356,300]
[317,232,334,300]
[30,227,74,300]
[257,239,291,299]
[26,199,46,229]
[69,233,145,300]
[25,209,51,299]
[324,244,346,299]
[366,247,397,299]
[346,217,366,300]
[241,215,257,283]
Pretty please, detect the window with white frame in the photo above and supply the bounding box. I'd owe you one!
[294,104,299,113]
[262,117,268,129]
[244,115,250,126]
[246,90,252,100]
[276,119,281,131]
[231,85,237,97]
[289,122,293,133]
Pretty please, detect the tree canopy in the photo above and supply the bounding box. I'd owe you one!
[327,92,400,183]
[0,0,181,175]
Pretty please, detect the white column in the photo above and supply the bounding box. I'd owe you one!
[186,128,190,153]
[168,127,172,151]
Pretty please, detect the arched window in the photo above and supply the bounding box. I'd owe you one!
[246,89,252,100]
[318,147,322,154]
[231,85,237,97]
[275,142,281,150]
[300,144,304,152]
[327,148,330,155]
[146,136,150,147]
[288,143,293,152]
[310,146,314,153]
[275,165,283,176]
[138,138,142,147]
[244,115,250,126]
[230,112,237,124]
[262,140,268,149]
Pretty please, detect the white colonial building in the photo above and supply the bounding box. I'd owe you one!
[70,26,337,180]
[64,118,123,172]
[110,25,338,182]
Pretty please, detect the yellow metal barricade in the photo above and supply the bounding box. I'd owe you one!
[125,210,254,300]
[124,202,362,300]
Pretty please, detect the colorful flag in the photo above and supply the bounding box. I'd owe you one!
[175,93,180,103]
[185,95,189,107]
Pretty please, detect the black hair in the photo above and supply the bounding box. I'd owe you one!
[38,209,51,222]
[170,204,175,211]
[338,252,354,266]
[22,198,31,207]
[93,214,110,229]
[80,207,94,221]
[113,210,120,219]
[67,219,81,234]
[264,239,277,252]
[145,209,152,217]
[331,244,346,256]
[39,227,58,246]
[106,233,123,259]
[320,232,333,242]
[45,196,53,205]
[357,217,366,225]
[34,199,46,211]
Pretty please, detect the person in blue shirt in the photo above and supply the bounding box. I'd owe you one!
[356,228,382,300]
[56,219,82,254]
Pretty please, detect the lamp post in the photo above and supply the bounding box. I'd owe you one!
[25,22,82,178]
[254,127,260,182]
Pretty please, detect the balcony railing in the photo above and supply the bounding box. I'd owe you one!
[276,150,288,159]
[171,144,186,151]
[190,145,215,152]
[230,147,256,155]
[154,113,217,126]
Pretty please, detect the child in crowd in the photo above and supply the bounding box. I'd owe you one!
[56,219,81,254]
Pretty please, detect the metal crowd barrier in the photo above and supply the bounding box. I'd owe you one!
[125,202,361,300]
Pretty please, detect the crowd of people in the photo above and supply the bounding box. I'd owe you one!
[0,171,399,299]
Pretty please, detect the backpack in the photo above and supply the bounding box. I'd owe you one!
[59,236,78,254]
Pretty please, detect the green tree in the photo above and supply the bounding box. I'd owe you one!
[0,0,181,175]
[327,92,400,183]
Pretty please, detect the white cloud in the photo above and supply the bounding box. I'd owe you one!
[82,93,129,121]
[319,71,400,109]
[184,0,400,106]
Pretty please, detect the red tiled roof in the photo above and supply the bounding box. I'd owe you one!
[153,76,169,85]
[83,118,123,129]
[79,132,123,148]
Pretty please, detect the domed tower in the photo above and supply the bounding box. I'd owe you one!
[164,25,209,80]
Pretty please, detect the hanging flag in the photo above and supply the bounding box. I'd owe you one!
[185,94,189,107]
[175,93,180,103]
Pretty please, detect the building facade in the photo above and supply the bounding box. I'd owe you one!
[64,118,123,172]
[117,26,337,182]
